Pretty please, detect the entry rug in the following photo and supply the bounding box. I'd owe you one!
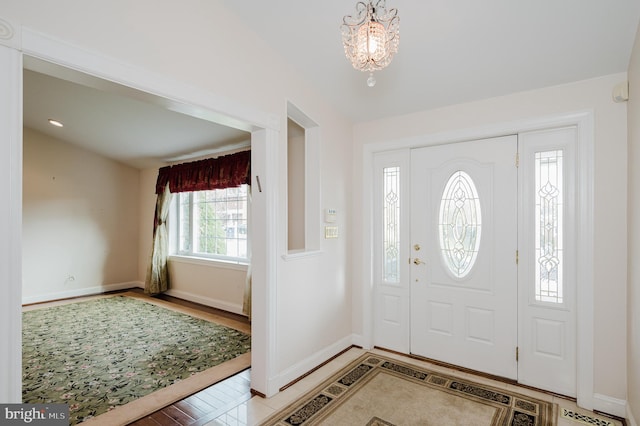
[22,295,251,425]
[260,353,557,425]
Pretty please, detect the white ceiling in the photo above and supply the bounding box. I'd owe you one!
[23,67,251,170]
[221,0,640,122]
[23,1,640,169]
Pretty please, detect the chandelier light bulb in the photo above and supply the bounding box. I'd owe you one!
[357,21,387,61]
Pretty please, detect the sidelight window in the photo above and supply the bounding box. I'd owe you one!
[383,166,401,283]
[534,150,564,303]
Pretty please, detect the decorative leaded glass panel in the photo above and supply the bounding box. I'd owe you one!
[438,171,482,278]
[535,150,564,303]
[383,167,400,283]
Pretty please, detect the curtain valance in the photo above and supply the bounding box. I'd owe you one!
[155,150,251,194]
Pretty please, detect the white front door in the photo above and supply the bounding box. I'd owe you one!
[372,130,578,395]
[409,135,519,379]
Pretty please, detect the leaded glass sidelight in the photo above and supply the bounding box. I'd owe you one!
[383,167,400,283]
[535,150,564,303]
[439,171,482,278]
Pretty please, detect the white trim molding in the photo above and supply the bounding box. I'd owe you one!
[164,289,243,316]
[22,282,143,305]
[350,333,366,349]
[20,28,277,133]
[275,335,353,390]
[0,17,20,49]
[628,403,638,426]
[249,128,280,397]
[361,110,595,409]
[0,39,23,404]
[592,393,627,419]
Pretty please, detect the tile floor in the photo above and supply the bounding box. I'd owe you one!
[187,348,624,426]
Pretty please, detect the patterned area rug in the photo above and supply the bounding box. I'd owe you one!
[260,353,557,425]
[22,294,251,425]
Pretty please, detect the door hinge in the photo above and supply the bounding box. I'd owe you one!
[516,346,519,362]
[515,152,520,167]
[516,250,519,265]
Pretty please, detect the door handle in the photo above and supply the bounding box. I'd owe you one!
[413,258,424,265]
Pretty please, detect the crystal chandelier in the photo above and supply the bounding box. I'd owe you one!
[341,0,399,87]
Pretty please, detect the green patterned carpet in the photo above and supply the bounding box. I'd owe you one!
[22,295,251,424]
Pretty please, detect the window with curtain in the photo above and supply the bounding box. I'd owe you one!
[173,185,249,263]
[146,149,251,295]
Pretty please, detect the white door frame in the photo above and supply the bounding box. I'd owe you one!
[361,111,595,409]
[0,17,281,400]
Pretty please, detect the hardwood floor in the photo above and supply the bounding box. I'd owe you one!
[128,369,252,426]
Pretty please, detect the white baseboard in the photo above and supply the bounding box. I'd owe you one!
[22,281,142,305]
[350,333,370,349]
[163,288,243,315]
[593,393,626,418]
[628,403,638,426]
[276,335,354,390]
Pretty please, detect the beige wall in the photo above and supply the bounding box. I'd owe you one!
[22,128,140,302]
[167,259,247,314]
[627,22,640,426]
[287,119,306,251]
[352,73,629,403]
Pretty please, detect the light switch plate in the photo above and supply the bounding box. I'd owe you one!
[324,226,338,239]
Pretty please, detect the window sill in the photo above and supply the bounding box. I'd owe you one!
[168,255,249,271]
[281,249,322,262]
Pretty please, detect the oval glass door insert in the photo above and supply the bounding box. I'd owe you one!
[438,170,482,278]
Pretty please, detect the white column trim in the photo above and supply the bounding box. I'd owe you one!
[360,144,375,350]
[250,128,281,397]
[575,112,595,410]
[361,110,595,408]
[0,39,23,404]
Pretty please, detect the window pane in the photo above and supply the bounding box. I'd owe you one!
[438,171,482,278]
[383,167,400,283]
[178,193,191,252]
[176,185,249,262]
[194,191,225,255]
[535,150,564,303]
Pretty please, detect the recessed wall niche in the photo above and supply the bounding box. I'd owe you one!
[286,102,320,254]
